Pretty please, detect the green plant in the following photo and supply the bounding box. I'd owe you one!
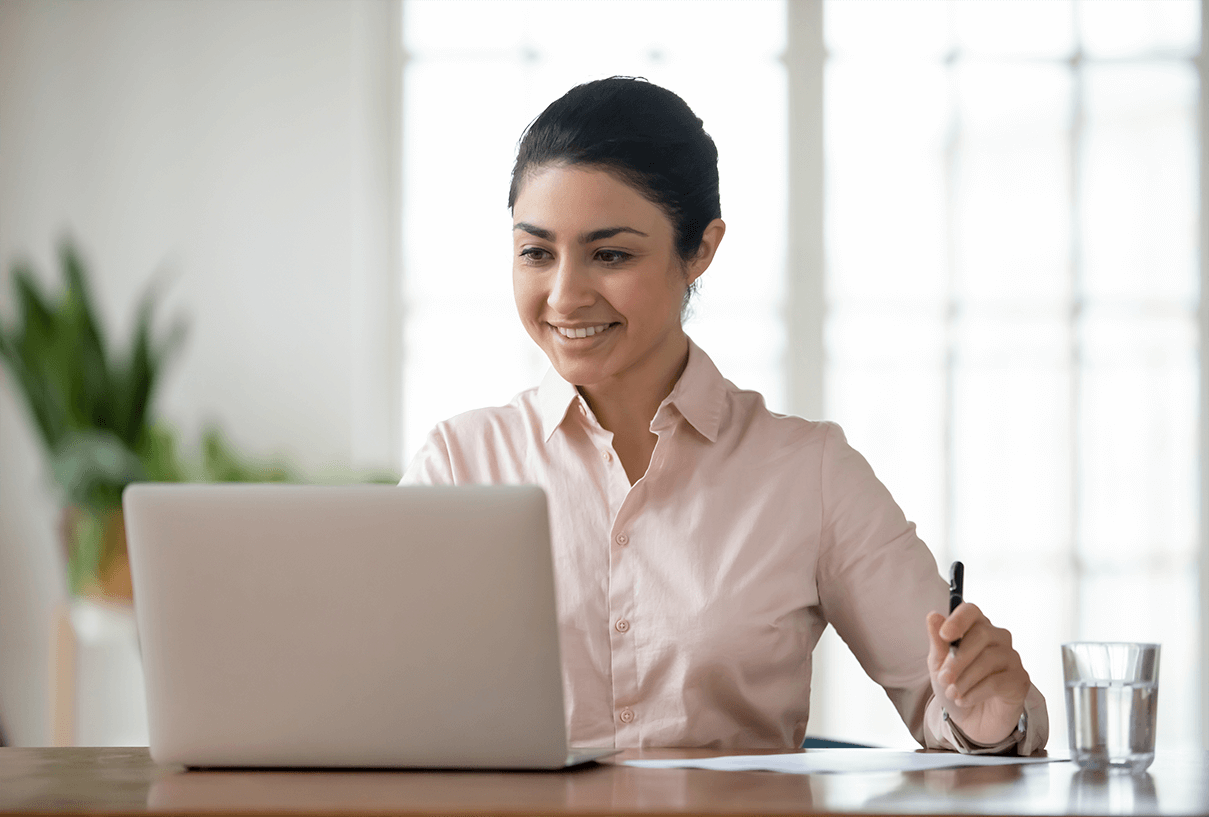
[194,425,296,483]
[0,239,185,590]
[0,239,399,594]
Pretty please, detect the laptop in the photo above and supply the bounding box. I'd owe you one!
[123,482,616,769]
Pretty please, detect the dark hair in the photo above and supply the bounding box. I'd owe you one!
[508,77,721,265]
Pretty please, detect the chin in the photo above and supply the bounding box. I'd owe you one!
[551,363,602,388]
[542,354,608,387]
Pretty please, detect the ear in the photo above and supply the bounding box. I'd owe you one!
[685,219,726,286]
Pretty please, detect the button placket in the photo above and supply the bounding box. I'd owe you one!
[606,475,641,745]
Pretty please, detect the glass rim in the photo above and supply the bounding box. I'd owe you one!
[1061,641,1161,649]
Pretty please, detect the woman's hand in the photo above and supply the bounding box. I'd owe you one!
[926,603,1030,746]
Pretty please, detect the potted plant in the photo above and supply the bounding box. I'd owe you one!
[0,239,185,600]
[1,239,396,602]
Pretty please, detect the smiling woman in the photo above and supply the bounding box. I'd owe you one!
[511,166,724,484]
[506,79,726,484]
[402,77,1048,755]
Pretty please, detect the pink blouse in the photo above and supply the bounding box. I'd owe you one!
[402,341,1048,753]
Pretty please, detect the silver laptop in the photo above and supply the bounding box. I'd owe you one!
[123,482,615,769]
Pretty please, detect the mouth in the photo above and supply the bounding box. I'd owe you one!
[551,322,618,340]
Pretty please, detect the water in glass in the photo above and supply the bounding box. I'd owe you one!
[1065,679,1158,772]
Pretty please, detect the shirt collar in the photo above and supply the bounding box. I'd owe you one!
[658,339,726,443]
[536,338,728,443]
[537,365,583,442]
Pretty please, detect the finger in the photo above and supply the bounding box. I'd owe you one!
[948,647,1025,706]
[937,601,986,644]
[926,611,949,671]
[950,662,1029,710]
[937,622,995,686]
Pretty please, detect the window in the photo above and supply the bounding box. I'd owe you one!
[399,0,1203,752]
[400,0,789,460]
[819,0,1201,750]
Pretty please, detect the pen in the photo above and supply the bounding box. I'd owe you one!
[949,561,964,654]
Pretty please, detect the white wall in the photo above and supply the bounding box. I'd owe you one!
[0,0,400,746]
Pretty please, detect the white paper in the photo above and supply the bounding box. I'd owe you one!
[623,749,1066,775]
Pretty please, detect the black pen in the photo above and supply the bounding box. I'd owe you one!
[948,560,964,655]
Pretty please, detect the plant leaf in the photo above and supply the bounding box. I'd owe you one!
[59,240,115,432]
[50,429,144,511]
[117,283,186,448]
[68,509,106,596]
[3,264,71,449]
[200,425,295,483]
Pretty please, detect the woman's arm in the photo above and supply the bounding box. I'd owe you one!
[815,422,1048,754]
[400,427,456,485]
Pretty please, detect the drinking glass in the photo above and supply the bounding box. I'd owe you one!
[1062,642,1160,773]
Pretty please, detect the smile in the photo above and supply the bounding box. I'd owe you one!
[553,323,614,339]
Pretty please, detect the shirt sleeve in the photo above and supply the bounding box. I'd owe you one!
[400,425,456,486]
[815,422,1048,755]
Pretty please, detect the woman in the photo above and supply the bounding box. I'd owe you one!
[404,77,1048,753]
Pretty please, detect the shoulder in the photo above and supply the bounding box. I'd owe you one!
[720,381,840,460]
[402,387,544,484]
[680,342,835,457]
[436,386,543,440]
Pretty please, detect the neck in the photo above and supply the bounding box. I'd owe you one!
[579,332,691,438]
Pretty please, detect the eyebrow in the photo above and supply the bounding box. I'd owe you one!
[513,223,649,243]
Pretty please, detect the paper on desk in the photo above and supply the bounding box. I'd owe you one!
[623,749,1065,775]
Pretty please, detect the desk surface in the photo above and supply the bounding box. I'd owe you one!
[2,747,1207,817]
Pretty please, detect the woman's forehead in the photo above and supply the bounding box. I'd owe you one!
[512,165,671,237]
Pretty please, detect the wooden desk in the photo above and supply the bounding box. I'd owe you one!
[1,747,1207,816]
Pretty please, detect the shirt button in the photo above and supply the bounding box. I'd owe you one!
[615,533,629,546]
[615,619,630,633]
[602,450,613,462]
[619,707,635,724]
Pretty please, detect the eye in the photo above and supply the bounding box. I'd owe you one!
[595,249,633,265]
[519,247,551,264]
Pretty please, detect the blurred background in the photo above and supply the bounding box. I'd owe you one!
[0,0,1202,754]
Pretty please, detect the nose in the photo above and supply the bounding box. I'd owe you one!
[547,256,595,315]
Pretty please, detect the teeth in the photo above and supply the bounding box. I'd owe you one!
[556,323,611,339]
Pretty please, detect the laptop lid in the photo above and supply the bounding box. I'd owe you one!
[124,483,601,769]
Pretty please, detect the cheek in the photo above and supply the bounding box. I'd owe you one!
[512,269,542,322]
[511,267,531,308]
[608,266,685,318]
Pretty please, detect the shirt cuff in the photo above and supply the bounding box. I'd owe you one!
[926,684,1049,756]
